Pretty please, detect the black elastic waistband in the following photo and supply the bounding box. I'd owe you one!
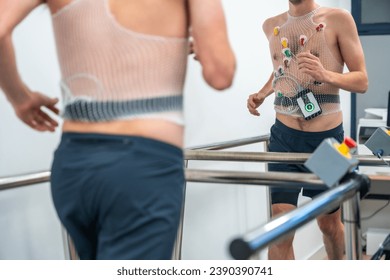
[273,118,344,138]
[60,132,183,156]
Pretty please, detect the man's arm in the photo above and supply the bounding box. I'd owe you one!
[329,9,368,93]
[297,9,368,93]
[188,0,236,90]
[247,18,276,117]
[247,72,274,116]
[0,0,59,132]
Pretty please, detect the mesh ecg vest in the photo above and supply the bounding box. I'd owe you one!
[52,0,188,124]
[269,7,344,119]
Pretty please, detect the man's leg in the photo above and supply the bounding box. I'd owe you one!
[268,203,297,260]
[316,209,345,259]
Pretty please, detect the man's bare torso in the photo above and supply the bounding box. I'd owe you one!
[264,7,345,131]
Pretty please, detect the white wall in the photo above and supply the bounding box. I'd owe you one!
[0,1,352,260]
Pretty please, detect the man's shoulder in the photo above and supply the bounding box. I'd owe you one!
[317,7,352,22]
[264,12,288,25]
[262,12,287,35]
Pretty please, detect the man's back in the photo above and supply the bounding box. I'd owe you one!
[47,0,189,39]
[40,0,236,147]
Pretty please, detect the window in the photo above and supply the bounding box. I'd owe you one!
[352,0,390,35]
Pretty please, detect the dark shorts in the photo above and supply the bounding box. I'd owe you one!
[268,119,344,207]
[51,133,184,260]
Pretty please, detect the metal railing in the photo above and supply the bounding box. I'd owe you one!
[0,171,50,191]
[173,135,270,260]
[228,172,370,260]
[0,135,271,260]
[186,169,320,187]
[0,171,79,260]
[179,135,387,260]
[0,134,387,260]
[187,135,270,151]
[185,150,390,166]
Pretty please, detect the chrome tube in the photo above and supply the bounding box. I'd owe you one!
[62,226,71,260]
[187,135,270,151]
[0,171,50,191]
[61,226,79,260]
[357,155,390,166]
[185,150,310,163]
[186,169,322,188]
[343,192,362,260]
[172,160,189,260]
[185,150,390,166]
[0,154,386,192]
[172,134,269,260]
[229,173,370,260]
[0,171,80,260]
[263,140,272,224]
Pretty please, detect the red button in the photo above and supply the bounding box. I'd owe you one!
[344,137,357,148]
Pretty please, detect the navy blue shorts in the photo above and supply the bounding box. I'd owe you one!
[51,133,184,260]
[268,119,344,206]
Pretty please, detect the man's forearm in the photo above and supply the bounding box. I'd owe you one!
[258,72,275,98]
[0,35,29,105]
[325,70,368,94]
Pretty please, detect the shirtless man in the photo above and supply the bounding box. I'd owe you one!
[247,0,367,259]
[0,0,235,259]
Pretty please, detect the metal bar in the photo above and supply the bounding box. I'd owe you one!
[172,135,270,259]
[172,159,189,260]
[186,169,323,188]
[186,135,270,151]
[61,226,79,260]
[0,168,378,261]
[229,173,370,260]
[62,226,71,260]
[0,155,381,261]
[357,155,390,166]
[1,169,385,191]
[0,128,377,263]
[185,150,310,163]
[184,150,390,166]
[0,171,51,191]
[343,192,362,260]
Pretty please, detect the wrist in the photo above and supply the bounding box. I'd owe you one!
[258,90,273,99]
[5,84,31,106]
[257,91,266,98]
[323,70,335,85]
